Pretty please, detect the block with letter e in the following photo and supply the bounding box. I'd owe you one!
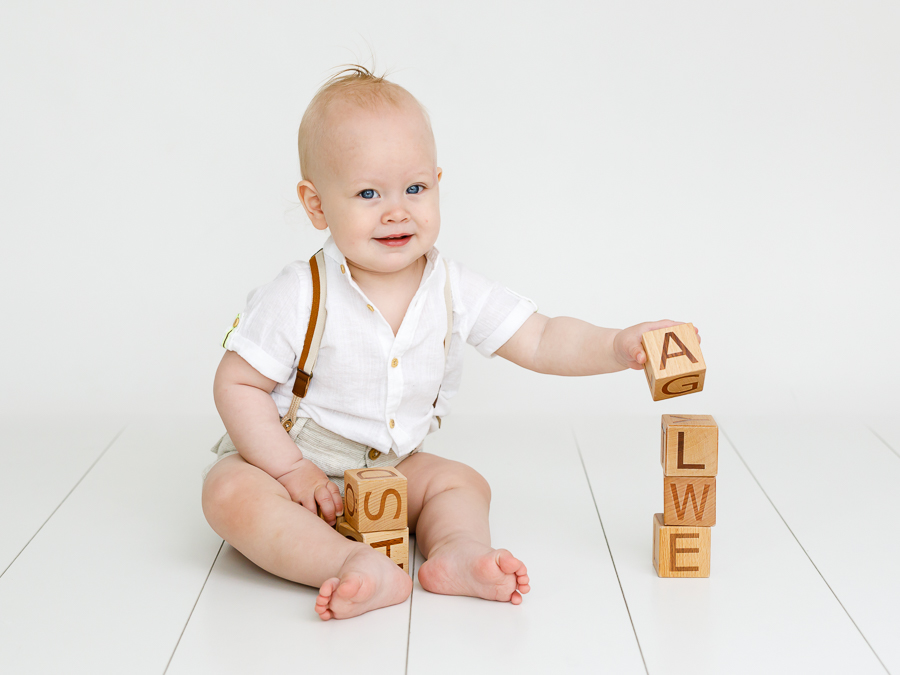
[343,466,408,533]
[641,323,705,401]
[661,414,718,477]
[652,513,711,578]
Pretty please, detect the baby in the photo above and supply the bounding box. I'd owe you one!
[202,65,690,621]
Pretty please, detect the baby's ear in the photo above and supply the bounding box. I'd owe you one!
[297,180,328,231]
[437,168,443,182]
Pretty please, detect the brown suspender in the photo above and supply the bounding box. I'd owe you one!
[281,249,328,432]
[292,251,322,399]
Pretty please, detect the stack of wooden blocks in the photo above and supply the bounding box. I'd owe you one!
[333,466,410,573]
[653,415,717,577]
[641,323,715,578]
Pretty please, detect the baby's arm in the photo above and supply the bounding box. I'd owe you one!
[495,314,698,375]
[213,350,342,522]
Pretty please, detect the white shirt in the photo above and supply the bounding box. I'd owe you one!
[225,236,537,457]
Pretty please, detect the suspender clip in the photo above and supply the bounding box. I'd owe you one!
[292,369,312,398]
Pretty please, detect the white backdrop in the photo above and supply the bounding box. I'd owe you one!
[1,1,897,421]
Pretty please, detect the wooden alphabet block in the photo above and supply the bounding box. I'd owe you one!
[660,414,718,477]
[652,513,711,578]
[343,466,408,533]
[337,521,409,572]
[641,323,705,401]
[663,476,716,526]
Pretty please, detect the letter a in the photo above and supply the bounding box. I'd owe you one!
[659,332,698,370]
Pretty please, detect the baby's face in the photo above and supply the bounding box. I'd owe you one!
[305,99,441,279]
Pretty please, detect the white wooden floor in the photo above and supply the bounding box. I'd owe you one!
[1,412,897,675]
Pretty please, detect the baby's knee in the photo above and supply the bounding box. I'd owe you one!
[201,462,251,531]
[435,460,492,502]
[202,468,231,524]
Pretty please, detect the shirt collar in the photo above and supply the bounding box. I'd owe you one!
[322,234,442,290]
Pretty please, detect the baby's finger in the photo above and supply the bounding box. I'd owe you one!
[315,484,337,523]
[643,319,682,334]
[632,346,647,367]
[327,481,343,516]
[299,491,318,514]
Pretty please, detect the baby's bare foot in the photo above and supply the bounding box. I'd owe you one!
[418,539,530,604]
[314,546,412,621]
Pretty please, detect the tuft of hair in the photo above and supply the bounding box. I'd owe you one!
[297,64,432,182]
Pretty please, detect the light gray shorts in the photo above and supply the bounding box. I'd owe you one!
[202,416,411,496]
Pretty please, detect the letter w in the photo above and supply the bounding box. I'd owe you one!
[670,483,710,520]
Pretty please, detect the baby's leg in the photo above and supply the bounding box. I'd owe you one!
[397,452,530,604]
[202,454,411,620]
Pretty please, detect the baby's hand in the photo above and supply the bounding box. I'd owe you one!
[614,320,701,371]
[276,459,343,525]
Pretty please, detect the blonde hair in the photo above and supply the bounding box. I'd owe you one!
[297,64,432,182]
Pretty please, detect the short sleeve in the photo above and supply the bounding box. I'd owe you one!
[223,262,312,383]
[447,259,538,358]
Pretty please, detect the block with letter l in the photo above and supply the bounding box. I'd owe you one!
[660,414,718,477]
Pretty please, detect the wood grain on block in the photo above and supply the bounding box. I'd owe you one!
[641,323,705,401]
[661,414,718,477]
[337,521,409,572]
[343,466,407,533]
[652,513,711,578]
[663,476,716,526]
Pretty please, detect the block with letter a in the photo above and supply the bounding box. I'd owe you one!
[641,323,706,401]
[343,466,408,533]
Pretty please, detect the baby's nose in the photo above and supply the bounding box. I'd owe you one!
[382,204,410,223]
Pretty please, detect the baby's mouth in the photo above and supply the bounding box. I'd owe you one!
[375,234,412,246]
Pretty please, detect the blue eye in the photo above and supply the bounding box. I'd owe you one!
[359,189,378,199]
[407,185,424,194]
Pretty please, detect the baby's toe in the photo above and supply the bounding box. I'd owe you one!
[496,549,526,575]
[317,578,338,601]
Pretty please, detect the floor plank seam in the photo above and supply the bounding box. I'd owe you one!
[868,427,900,461]
[0,424,127,580]
[571,429,649,675]
[719,426,892,675]
[163,539,225,675]
[404,536,417,675]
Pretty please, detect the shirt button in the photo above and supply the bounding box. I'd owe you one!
[391,358,399,368]
[232,317,240,328]
[389,419,395,429]
[367,304,374,312]
[368,448,381,460]
[340,264,346,274]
